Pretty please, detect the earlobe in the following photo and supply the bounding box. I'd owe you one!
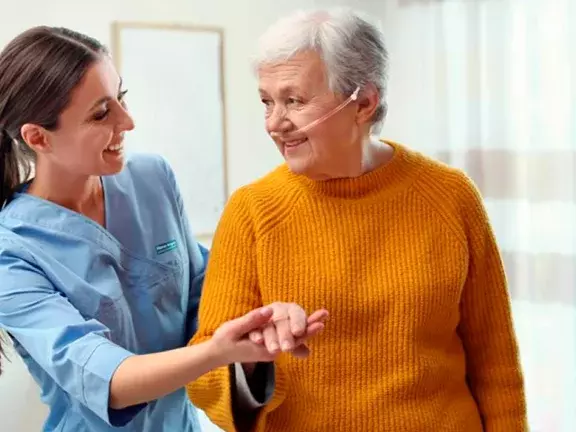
[20,124,50,153]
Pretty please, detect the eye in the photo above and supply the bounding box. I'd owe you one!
[92,90,129,122]
[287,97,302,106]
[92,109,109,121]
[118,89,128,107]
[261,99,275,116]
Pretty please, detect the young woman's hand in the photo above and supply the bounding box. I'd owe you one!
[209,307,279,365]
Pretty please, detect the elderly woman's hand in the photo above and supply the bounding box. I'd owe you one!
[248,302,329,358]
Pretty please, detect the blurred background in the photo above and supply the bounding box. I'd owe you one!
[0,0,574,431]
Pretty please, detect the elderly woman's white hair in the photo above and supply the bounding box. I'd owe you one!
[254,8,389,133]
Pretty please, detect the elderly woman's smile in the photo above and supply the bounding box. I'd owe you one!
[257,50,384,180]
[283,136,307,150]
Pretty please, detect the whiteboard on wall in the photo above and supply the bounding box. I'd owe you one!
[111,23,228,240]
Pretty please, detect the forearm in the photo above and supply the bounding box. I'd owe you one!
[110,340,222,409]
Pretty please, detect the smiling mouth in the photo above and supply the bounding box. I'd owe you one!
[284,137,308,148]
[104,143,124,153]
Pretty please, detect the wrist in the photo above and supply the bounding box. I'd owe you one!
[198,339,228,371]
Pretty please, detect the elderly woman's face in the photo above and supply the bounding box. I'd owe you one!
[258,51,363,179]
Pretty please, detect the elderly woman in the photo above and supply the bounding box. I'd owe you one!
[187,8,527,432]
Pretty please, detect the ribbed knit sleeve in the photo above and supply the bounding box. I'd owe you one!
[186,186,287,432]
[441,173,527,431]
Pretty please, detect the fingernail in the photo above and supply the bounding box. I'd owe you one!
[292,326,304,335]
[260,307,272,316]
[281,341,292,351]
[269,343,279,352]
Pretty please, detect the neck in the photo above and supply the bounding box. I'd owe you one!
[28,161,103,215]
[316,135,393,181]
[295,140,419,201]
[359,136,394,174]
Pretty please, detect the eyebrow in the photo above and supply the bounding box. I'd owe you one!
[89,78,124,111]
[258,85,301,97]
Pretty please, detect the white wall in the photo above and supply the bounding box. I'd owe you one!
[0,1,386,431]
[2,2,574,431]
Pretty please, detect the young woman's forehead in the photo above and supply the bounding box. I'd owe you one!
[62,58,121,114]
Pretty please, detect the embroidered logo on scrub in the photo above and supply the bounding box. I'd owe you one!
[155,240,177,255]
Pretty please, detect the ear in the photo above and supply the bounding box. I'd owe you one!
[355,83,380,125]
[20,124,51,153]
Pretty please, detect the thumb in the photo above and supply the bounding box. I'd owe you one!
[222,307,273,339]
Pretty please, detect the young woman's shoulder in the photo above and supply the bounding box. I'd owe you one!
[115,152,178,203]
[121,151,170,181]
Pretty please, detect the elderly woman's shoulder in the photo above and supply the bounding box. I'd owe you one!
[223,163,303,216]
[409,147,487,210]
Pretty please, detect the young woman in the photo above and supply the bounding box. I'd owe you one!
[0,26,326,432]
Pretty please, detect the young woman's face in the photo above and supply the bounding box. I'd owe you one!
[31,56,135,177]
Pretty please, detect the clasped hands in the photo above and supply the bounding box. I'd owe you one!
[212,302,329,367]
[249,302,328,358]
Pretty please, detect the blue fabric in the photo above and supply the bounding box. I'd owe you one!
[0,153,205,431]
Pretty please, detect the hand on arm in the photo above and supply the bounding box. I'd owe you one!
[111,303,328,409]
[110,306,277,409]
[243,303,329,376]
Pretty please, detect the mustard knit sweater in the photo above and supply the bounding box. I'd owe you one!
[187,142,527,432]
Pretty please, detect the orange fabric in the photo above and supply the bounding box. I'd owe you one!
[187,141,527,431]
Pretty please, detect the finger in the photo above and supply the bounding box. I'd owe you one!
[249,330,264,344]
[290,323,325,359]
[303,322,324,338]
[274,318,295,352]
[223,307,273,338]
[307,309,329,325]
[235,340,277,363]
[262,323,280,354]
[287,303,308,337]
[293,322,325,346]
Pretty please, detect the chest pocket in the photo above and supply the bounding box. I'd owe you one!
[92,247,186,354]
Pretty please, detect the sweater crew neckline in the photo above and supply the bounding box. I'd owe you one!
[295,141,422,201]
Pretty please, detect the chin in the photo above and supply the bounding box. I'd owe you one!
[285,157,312,177]
[100,154,126,176]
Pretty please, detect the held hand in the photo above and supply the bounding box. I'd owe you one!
[247,302,329,359]
[211,307,279,365]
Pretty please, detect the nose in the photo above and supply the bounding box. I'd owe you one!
[117,105,135,132]
[266,106,293,135]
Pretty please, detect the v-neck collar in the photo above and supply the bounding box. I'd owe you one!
[3,176,119,254]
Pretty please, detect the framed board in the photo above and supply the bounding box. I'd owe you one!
[111,22,228,241]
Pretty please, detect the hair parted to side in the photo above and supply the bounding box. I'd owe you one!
[0,26,108,375]
[0,26,108,209]
[253,8,389,133]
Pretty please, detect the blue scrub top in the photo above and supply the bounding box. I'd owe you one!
[0,153,206,431]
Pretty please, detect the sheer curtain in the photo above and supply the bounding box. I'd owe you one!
[382,1,576,430]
